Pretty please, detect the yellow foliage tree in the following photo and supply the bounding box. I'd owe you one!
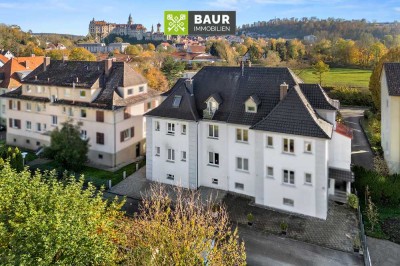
[144,67,168,92]
[68,47,96,61]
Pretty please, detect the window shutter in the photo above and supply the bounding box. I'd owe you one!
[17,101,20,111]
[120,131,124,142]
[8,100,12,110]
[130,127,134,137]
[9,118,12,127]
[96,111,104,122]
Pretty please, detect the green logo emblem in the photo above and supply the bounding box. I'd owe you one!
[164,11,188,35]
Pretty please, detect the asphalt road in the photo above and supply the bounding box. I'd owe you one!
[340,107,374,170]
[240,226,363,266]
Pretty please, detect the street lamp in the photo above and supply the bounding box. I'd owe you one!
[21,152,28,166]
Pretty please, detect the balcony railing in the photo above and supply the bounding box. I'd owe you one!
[203,109,216,119]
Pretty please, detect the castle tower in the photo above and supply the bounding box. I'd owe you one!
[128,14,133,25]
[151,24,154,33]
[157,22,161,33]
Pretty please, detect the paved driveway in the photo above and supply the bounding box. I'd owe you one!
[340,107,374,170]
[240,225,363,266]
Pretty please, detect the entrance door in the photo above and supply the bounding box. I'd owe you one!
[135,143,140,157]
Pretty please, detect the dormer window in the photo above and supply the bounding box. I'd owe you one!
[245,95,260,113]
[172,95,182,108]
[204,93,222,119]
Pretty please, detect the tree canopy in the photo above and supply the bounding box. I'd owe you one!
[68,47,96,61]
[161,56,185,86]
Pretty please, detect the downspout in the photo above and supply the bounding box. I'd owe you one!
[113,107,116,167]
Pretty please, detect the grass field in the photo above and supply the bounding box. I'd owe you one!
[298,68,372,88]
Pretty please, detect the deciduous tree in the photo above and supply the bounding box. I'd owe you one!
[68,47,96,61]
[312,60,330,85]
[161,56,185,86]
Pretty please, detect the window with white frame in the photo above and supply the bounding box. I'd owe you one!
[181,124,187,135]
[127,88,133,95]
[139,86,144,92]
[65,89,71,97]
[236,157,249,171]
[26,86,31,93]
[26,121,31,130]
[208,124,219,138]
[155,146,160,156]
[283,170,295,185]
[51,115,58,125]
[26,103,31,111]
[236,128,249,142]
[283,138,295,153]
[80,109,87,118]
[37,86,42,93]
[235,182,244,190]
[36,123,41,132]
[166,174,174,180]
[267,136,273,148]
[305,173,312,185]
[80,90,86,98]
[1,104,5,114]
[304,141,312,153]
[167,122,175,135]
[267,166,274,178]
[208,152,219,166]
[80,130,87,140]
[122,128,132,140]
[12,100,17,110]
[68,107,73,116]
[167,148,175,162]
[181,151,187,161]
[155,121,160,131]
[283,198,294,206]
[36,104,41,112]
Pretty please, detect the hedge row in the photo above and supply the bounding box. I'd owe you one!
[327,86,373,107]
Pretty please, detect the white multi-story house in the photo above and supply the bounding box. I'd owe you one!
[1,57,161,168]
[381,63,400,174]
[145,66,353,219]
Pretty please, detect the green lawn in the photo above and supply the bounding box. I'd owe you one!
[298,68,372,88]
[31,159,145,188]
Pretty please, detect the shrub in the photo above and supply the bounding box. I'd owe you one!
[347,193,359,209]
[247,213,254,222]
[280,221,288,231]
[329,86,373,107]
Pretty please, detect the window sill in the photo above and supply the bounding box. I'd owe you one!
[207,136,219,140]
[266,176,274,179]
[166,132,175,136]
[236,141,249,144]
[304,152,313,155]
[155,154,160,157]
[236,169,249,174]
[181,159,186,162]
[282,152,295,156]
[207,164,219,168]
[155,129,160,132]
[166,160,175,163]
[304,183,312,186]
[281,183,296,188]
[181,133,187,136]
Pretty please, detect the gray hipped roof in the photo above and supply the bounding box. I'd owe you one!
[383,63,400,96]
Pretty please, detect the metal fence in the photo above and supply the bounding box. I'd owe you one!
[355,189,372,266]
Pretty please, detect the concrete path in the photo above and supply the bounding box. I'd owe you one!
[341,107,374,170]
[239,225,363,266]
[367,237,400,266]
[109,167,148,199]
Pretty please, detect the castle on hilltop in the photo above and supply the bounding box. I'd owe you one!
[89,14,165,42]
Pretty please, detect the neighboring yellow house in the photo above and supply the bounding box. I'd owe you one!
[381,63,400,174]
[1,57,161,168]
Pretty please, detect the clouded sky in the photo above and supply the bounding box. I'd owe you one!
[0,0,399,35]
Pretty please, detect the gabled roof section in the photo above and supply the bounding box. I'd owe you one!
[251,86,333,139]
[145,79,199,121]
[383,63,400,96]
[247,94,261,105]
[206,93,223,105]
[0,59,28,88]
[120,62,147,87]
[299,84,337,110]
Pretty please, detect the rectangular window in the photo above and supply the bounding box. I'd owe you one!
[68,107,73,116]
[12,100,17,110]
[1,104,5,114]
[26,103,31,111]
[304,141,312,153]
[51,115,57,125]
[62,107,66,114]
[236,157,249,171]
[81,130,87,140]
[167,174,174,180]
[236,129,249,142]
[96,111,104,122]
[36,123,41,132]
[139,86,144,92]
[80,90,86,97]
[305,173,312,184]
[267,136,273,147]
[283,198,294,207]
[127,88,133,95]
[37,86,42,93]
[283,138,295,153]
[96,132,104,145]
[120,127,134,142]
[26,85,31,93]
[167,122,175,135]
[208,124,219,138]
[283,170,295,185]
[65,89,71,97]
[267,166,274,178]
[181,124,187,135]
[167,148,175,162]
[208,152,219,166]
[181,151,187,161]
[155,146,160,156]
[212,178,218,185]
[147,102,152,110]
[235,182,244,190]
[80,109,87,118]
[246,105,256,113]
[155,121,160,131]
[26,121,31,130]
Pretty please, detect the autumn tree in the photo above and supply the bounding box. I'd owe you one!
[161,56,185,86]
[312,60,330,85]
[147,43,156,51]
[369,47,400,109]
[114,36,123,43]
[144,67,168,91]
[68,47,96,61]
[0,163,125,265]
[44,120,89,171]
[46,49,69,60]
[123,184,246,265]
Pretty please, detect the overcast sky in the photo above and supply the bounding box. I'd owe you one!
[0,0,399,35]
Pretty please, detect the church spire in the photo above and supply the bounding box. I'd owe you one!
[128,14,133,25]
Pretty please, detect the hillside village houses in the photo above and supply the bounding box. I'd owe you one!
[1,57,161,168]
[381,63,400,174]
[145,65,353,219]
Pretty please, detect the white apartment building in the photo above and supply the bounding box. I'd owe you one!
[1,57,161,168]
[145,66,353,219]
[381,63,400,174]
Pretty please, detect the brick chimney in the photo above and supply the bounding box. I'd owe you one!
[104,59,112,78]
[185,78,193,95]
[280,82,288,100]
[43,57,51,72]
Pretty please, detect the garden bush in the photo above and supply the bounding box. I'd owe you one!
[328,86,373,107]
[354,166,400,206]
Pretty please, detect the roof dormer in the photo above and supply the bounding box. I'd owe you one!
[245,94,260,113]
[203,93,222,119]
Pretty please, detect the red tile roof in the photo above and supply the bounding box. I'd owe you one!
[335,123,353,139]
[0,56,44,89]
[0,54,8,64]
